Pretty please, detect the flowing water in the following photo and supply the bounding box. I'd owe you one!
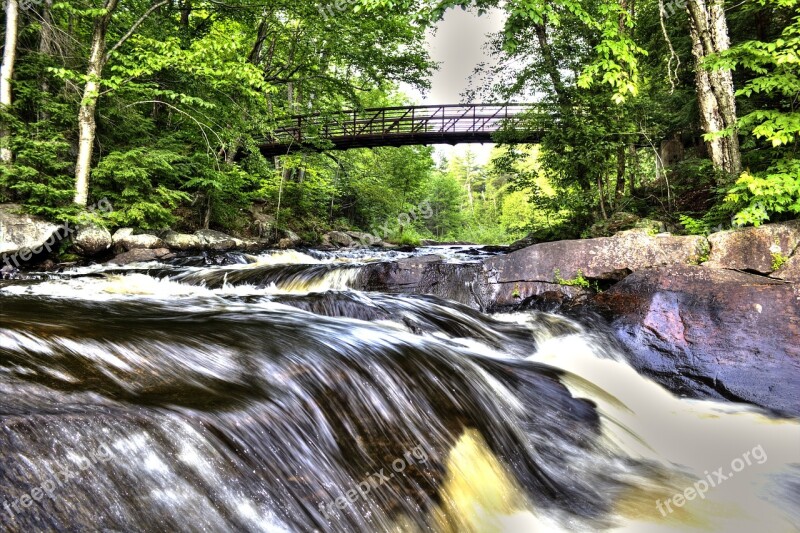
[0,248,798,532]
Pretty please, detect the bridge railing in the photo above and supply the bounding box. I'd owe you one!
[264,103,546,148]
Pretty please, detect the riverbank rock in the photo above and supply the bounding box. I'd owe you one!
[195,229,239,251]
[108,248,174,266]
[593,265,800,417]
[704,220,800,273]
[347,231,381,246]
[277,229,302,249]
[327,231,354,248]
[0,204,61,263]
[486,281,592,309]
[113,228,165,251]
[163,231,204,251]
[320,231,382,248]
[482,231,707,306]
[73,224,112,256]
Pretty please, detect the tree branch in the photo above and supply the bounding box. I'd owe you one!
[104,0,169,63]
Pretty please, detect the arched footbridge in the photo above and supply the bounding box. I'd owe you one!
[259,103,547,157]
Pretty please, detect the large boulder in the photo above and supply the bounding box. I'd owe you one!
[276,229,302,249]
[112,228,165,251]
[482,231,707,305]
[593,265,800,417]
[163,231,204,251]
[73,224,112,256]
[194,229,240,251]
[327,231,354,248]
[107,248,173,266]
[346,231,381,247]
[0,204,61,264]
[705,220,800,273]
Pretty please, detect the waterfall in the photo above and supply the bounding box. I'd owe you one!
[1,249,798,532]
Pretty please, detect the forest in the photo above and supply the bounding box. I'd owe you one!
[0,0,798,245]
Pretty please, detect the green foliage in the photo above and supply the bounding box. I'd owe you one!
[420,170,465,240]
[710,3,800,226]
[725,159,800,226]
[698,243,711,264]
[679,214,711,235]
[553,268,591,288]
[772,251,789,271]
[91,148,191,229]
[184,159,258,230]
[387,226,425,246]
[2,0,798,244]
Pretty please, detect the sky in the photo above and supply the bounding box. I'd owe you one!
[400,8,505,165]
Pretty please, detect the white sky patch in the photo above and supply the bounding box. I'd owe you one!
[401,8,505,165]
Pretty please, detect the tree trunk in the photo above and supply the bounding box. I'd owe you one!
[74,0,171,205]
[597,175,608,220]
[248,16,270,65]
[74,1,117,205]
[180,0,191,27]
[685,0,741,178]
[1,0,19,163]
[615,144,626,203]
[535,21,595,190]
[38,0,55,123]
[533,23,566,105]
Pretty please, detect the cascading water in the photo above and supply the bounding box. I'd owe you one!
[0,248,798,532]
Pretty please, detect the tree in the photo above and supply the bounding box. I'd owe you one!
[73,0,168,206]
[1,0,19,163]
[685,0,741,177]
[713,1,800,225]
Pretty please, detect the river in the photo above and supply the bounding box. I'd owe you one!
[1,248,798,532]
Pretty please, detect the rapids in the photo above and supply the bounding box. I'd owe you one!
[0,248,798,532]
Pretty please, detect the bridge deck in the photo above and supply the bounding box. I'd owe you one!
[259,103,545,157]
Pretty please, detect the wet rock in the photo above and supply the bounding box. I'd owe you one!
[1,264,18,279]
[705,220,800,274]
[484,230,707,286]
[108,248,174,266]
[0,204,61,263]
[593,265,800,417]
[73,224,112,256]
[113,228,165,251]
[357,255,485,309]
[486,280,591,308]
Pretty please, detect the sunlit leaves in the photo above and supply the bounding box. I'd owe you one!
[713,3,800,225]
[726,160,800,226]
